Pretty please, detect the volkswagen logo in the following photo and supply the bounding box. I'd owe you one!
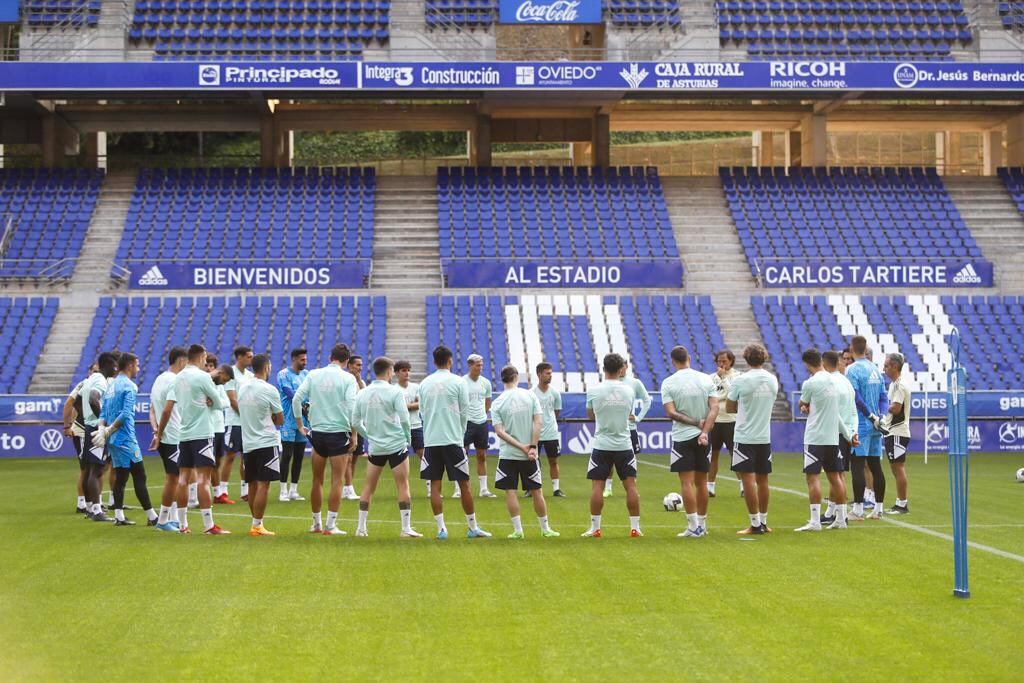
[40,428,64,453]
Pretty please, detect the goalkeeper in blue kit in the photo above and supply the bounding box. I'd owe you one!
[844,336,888,520]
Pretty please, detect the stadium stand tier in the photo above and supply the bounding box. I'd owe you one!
[426,294,724,392]
[424,0,680,29]
[128,0,390,60]
[437,166,678,261]
[73,294,386,390]
[113,167,375,283]
[722,166,982,278]
[996,167,1024,218]
[716,0,971,60]
[23,0,101,26]
[0,169,104,280]
[0,297,59,393]
[754,293,1022,396]
[999,2,1024,31]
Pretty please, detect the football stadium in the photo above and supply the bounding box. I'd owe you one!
[1,0,1024,679]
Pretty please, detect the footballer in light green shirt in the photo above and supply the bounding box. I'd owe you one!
[292,360,358,434]
[727,368,778,445]
[586,377,635,453]
[464,361,493,425]
[165,363,222,443]
[238,373,284,453]
[354,377,413,456]
[419,360,470,449]
[661,353,718,444]
[800,368,853,447]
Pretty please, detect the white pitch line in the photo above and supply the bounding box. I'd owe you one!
[637,458,1024,564]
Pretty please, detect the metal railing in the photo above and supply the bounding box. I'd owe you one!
[0,216,14,259]
[18,1,133,61]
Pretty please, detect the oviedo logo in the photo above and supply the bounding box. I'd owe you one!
[198,64,221,86]
[893,63,919,89]
[40,428,64,453]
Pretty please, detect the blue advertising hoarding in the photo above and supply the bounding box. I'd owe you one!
[443,260,683,288]
[759,259,993,288]
[2,60,1024,93]
[3,419,1023,458]
[124,261,367,290]
[0,0,19,23]
[498,0,602,24]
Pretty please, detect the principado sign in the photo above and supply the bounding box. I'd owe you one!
[498,0,602,24]
[4,61,1024,93]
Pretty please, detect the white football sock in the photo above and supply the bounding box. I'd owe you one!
[707,481,716,495]
[158,505,170,524]
[466,513,479,531]
[810,504,821,524]
[188,482,198,501]
[759,512,768,527]
[145,508,157,522]
[312,511,323,528]
[510,515,523,534]
[749,513,759,527]
[698,514,707,529]
[896,498,907,507]
[114,508,125,522]
[240,481,249,497]
[604,479,613,493]
[589,514,601,532]
[252,517,261,527]
[434,513,445,532]
[177,507,188,528]
[853,502,864,515]
[538,515,550,532]
[106,491,114,507]
[478,475,488,493]
[290,483,299,496]
[629,515,641,532]
[326,511,338,529]
[77,495,86,508]
[357,509,369,533]
[686,513,697,531]
[200,508,214,531]
[400,507,412,531]
[551,478,560,491]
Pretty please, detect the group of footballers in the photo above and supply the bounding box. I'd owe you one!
[64,332,912,539]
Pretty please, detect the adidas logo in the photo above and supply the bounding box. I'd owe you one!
[952,263,982,285]
[137,265,168,286]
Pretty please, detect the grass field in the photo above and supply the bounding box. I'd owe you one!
[2,452,1022,680]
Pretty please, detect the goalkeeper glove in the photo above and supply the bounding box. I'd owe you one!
[869,414,890,437]
[91,428,107,448]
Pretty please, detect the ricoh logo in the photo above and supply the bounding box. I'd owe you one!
[364,65,414,86]
[769,61,846,78]
[893,62,920,89]
[515,0,581,22]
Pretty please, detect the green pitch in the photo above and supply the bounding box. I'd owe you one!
[1,452,1022,680]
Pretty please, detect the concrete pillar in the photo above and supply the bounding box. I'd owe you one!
[40,114,61,168]
[800,114,827,167]
[592,113,610,169]
[753,131,775,167]
[571,142,591,166]
[1006,114,1024,167]
[935,132,947,175]
[259,114,291,168]
[948,131,962,174]
[787,130,801,167]
[983,130,1003,176]
[81,132,107,170]
[469,114,492,167]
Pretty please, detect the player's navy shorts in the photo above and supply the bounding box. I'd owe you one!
[81,427,108,466]
[243,446,281,482]
[587,449,638,481]
[495,458,542,491]
[839,435,852,471]
[464,421,489,451]
[225,425,243,453]
[539,439,560,459]
[710,421,735,455]
[803,444,843,474]
[670,437,711,473]
[409,427,424,452]
[179,437,216,469]
[731,443,772,474]
[310,431,351,457]
[630,429,641,455]
[352,434,366,456]
[110,443,143,469]
[212,431,225,461]
[158,442,180,475]
[420,444,470,482]
[885,435,910,463]
[854,429,882,457]
[74,435,85,469]
[367,451,408,469]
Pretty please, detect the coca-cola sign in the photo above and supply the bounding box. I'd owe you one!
[499,0,602,24]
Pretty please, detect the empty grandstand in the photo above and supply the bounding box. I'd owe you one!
[0,297,59,393]
[716,0,972,59]
[23,0,101,27]
[0,169,104,281]
[73,295,386,390]
[722,167,984,281]
[112,167,375,285]
[426,294,723,392]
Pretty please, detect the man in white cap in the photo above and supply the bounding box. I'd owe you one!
[461,353,496,499]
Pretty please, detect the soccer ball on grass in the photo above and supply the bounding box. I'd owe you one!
[663,492,684,511]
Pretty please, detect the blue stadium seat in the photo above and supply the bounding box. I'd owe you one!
[0,297,59,392]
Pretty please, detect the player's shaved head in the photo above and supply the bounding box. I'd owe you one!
[372,356,393,377]
[670,346,690,366]
[251,354,270,376]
